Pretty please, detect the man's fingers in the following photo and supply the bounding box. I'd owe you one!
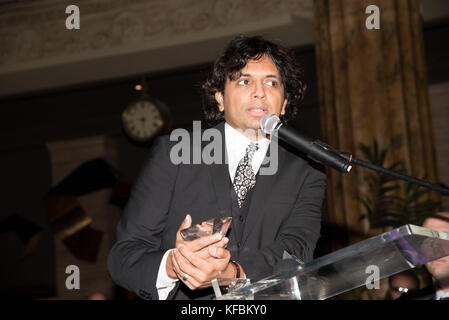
[195,237,229,260]
[172,249,203,284]
[187,233,223,252]
[174,247,211,283]
[209,246,231,259]
[176,245,210,273]
[171,253,202,289]
[172,244,231,290]
[178,214,191,231]
[176,214,192,242]
[218,237,229,248]
[177,244,229,276]
[171,216,231,291]
[170,250,184,278]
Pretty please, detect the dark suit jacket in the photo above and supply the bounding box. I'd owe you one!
[107,122,326,300]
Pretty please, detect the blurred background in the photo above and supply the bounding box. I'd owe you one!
[0,0,448,300]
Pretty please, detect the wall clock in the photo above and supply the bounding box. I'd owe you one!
[122,98,164,143]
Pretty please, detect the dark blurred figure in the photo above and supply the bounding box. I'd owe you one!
[388,270,419,300]
[114,286,138,300]
[88,292,107,300]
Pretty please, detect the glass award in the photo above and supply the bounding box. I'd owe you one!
[211,277,252,298]
[180,217,232,241]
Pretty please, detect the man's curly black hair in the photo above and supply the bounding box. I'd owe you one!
[201,35,307,127]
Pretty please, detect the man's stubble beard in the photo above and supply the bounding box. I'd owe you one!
[427,260,449,287]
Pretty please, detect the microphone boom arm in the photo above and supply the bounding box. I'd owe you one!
[338,153,449,196]
[260,114,449,196]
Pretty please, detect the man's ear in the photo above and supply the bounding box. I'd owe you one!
[280,98,287,116]
[215,92,224,112]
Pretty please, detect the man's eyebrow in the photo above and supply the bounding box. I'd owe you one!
[238,73,279,78]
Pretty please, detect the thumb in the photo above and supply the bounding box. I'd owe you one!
[176,214,192,244]
[179,214,192,230]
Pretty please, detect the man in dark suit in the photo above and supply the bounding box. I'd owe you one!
[107,35,326,300]
[400,212,449,300]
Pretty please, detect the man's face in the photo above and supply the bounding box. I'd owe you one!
[215,55,287,136]
[424,216,449,282]
[388,275,418,300]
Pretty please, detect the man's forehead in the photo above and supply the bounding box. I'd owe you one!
[391,276,416,285]
[227,58,283,84]
[423,215,449,230]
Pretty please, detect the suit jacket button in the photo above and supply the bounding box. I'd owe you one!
[239,215,244,222]
[139,289,151,299]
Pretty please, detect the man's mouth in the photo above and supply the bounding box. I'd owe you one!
[428,257,448,266]
[247,107,268,116]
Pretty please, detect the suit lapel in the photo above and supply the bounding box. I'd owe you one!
[207,122,247,245]
[206,122,235,235]
[208,163,232,219]
[241,140,286,246]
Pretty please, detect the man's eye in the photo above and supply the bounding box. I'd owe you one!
[266,80,278,87]
[238,79,250,85]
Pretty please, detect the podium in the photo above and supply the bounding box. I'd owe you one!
[216,224,449,300]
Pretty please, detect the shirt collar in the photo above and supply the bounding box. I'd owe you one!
[224,122,271,181]
[435,288,449,300]
[224,122,270,157]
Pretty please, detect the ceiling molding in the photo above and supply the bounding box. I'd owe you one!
[0,0,314,97]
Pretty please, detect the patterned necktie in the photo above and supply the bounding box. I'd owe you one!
[233,142,259,208]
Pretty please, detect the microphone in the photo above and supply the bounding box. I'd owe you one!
[260,114,352,173]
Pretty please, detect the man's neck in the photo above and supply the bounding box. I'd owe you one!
[225,123,269,141]
[247,133,266,141]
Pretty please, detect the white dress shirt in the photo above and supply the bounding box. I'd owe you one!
[155,123,270,299]
[435,288,449,300]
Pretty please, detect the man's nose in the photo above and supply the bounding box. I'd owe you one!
[252,81,265,99]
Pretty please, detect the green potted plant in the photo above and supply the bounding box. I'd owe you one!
[358,140,440,229]
[335,140,439,300]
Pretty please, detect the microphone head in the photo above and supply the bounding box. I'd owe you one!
[260,114,280,135]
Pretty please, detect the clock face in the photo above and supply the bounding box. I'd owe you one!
[122,100,164,142]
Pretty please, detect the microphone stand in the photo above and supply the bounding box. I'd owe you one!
[338,152,449,196]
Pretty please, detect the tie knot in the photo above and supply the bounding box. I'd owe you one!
[245,142,259,159]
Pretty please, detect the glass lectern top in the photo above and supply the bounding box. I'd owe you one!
[218,224,449,300]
